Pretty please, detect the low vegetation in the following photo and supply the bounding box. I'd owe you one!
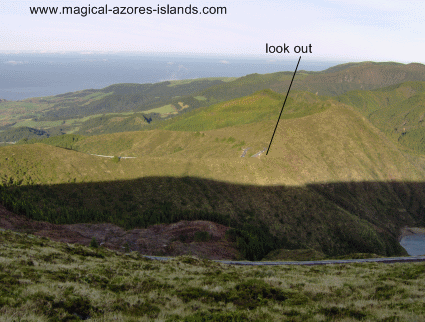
[1,102,425,260]
[2,61,425,143]
[2,62,425,279]
[1,230,425,321]
[157,89,332,132]
[338,81,425,154]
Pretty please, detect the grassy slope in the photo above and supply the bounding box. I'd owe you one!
[70,105,425,184]
[2,230,425,321]
[292,62,425,96]
[0,77,231,135]
[337,81,425,153]
[198,62,425,102]
[197,72,306,105]
[38,79,228,121]
[154,89,332,132]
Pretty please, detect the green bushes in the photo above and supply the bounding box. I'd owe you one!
[194,231,211,242]
[90,237,99,248]
[63,244,104,258]
[176,279,290,310]
[29,290,95,320]
[173,147,184,153]
[0,182,288,261]
[126,301,160,318]
[52,295,93,320]
[225,223,283,261]
[319,307,367,320]
[176,311,249,322]
[229,279,289,309]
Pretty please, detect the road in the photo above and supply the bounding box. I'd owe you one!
[2,228,423,266]
[143,255,425,266]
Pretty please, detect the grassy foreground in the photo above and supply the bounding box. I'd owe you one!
[1,230,425,321]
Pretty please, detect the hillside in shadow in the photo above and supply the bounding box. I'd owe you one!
[1,176,424,260]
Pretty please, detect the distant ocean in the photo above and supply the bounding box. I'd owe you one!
[0,53,346,101]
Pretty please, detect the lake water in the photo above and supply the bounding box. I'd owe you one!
[0,53,346,100]
[400,235,425,256]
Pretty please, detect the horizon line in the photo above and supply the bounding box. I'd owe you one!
[0,50,421,64]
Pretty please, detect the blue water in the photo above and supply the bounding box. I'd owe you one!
[0,53,346,101]
[400,235,425,256]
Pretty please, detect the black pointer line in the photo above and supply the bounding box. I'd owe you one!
[266,56,302,155]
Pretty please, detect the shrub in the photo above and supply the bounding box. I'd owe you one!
[176,279,289,310]
[52,295,93,320]
[226,223,279,261]
[319,307,367,320]
[178,234,189,242]
[179,311,249,322]
[173,147,184,153]
[226,137,236,143]
[229,279,289,309]
[127,301,160,318]
[194,231,211,242]
[90,237,99,248]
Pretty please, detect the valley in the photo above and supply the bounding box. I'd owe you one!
[0,62,425,258]
[2,72,425,260]
[2,59,425,320]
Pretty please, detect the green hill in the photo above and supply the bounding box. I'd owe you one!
[2,61,425,143]
[3,62,425,261]
[198,61,425,102]
[155,89,333,132]
[0,126,49,143]
[337,81,425,154]
[292,62,425,96]
[38,79,228,121]
[3,99,425,260]
[0,78,232,138]
[70,104,425,184]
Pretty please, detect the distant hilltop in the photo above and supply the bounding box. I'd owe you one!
[0,99,7,103]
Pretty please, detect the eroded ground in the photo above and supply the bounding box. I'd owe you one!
[0,204,239,260]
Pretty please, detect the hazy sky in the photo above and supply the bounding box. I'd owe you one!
[1,0,424,62]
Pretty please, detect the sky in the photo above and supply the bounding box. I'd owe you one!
[1,0,424,63]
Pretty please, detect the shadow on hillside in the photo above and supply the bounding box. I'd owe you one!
[1,176,424,259]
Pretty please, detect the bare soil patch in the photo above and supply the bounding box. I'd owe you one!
[0,204,239,260]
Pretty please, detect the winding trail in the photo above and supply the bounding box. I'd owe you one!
[143,255,425,266]
[87,153,136,159]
